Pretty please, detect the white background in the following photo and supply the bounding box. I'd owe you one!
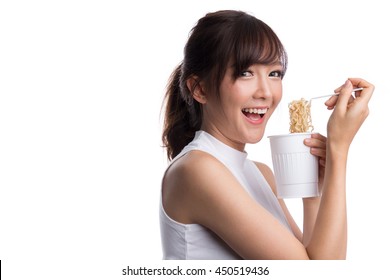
[0,0,388,279]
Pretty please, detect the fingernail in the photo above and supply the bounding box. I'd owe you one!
[344,79,351,86]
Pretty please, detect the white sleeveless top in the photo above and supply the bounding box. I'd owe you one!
[160,130,291,259]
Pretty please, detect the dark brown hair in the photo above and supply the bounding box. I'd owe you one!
[162,10,288,160]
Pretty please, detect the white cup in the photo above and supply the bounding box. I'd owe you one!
[268,133,320,198]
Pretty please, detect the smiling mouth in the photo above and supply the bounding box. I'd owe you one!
[242,108,268,120]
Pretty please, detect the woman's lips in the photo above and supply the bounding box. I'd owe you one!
[241,107,268,124]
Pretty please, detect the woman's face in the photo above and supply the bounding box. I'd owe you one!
[201,62,283,151]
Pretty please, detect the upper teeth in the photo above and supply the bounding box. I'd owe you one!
[242,108,267,114]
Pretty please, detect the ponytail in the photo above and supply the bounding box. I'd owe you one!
[162,64,202,160]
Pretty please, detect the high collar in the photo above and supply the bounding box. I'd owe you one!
[194,130,248,168]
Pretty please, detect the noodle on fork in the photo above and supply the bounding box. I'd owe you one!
[289,98,314,133]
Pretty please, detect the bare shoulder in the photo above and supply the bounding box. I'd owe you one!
[164,150,227,189]
[162,150,231,224]
[167,150,224,177]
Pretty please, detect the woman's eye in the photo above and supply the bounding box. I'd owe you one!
[240,70,253,77]
[269,70,283,78]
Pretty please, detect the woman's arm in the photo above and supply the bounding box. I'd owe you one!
[255,162,304,242]
[305,78,374,259]
[302,133,326,247]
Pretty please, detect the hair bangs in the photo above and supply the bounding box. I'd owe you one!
[232,17,287,78]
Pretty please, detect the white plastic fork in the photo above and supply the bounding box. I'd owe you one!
[310,87,363,105]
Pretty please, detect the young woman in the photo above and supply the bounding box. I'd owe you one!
[160,10,374,259]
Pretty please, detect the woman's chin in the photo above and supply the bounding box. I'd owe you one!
[246,131,265,144]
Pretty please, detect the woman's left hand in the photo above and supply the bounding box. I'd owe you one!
[304,133,327,193]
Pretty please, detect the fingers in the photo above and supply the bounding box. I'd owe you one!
[325,80,352,110]
[325,78,374,110]
[325,77,374,149]
[310,132,327,143]
[325,95,338,110]
[325,94,354,110]
[348,77,374,103]
[304,133,327,159]
[303,133,326,146]
[334,80,353,111]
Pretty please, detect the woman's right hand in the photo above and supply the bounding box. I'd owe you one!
[324,78,374,152]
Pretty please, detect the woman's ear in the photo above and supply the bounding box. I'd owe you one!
[186,76,207,104]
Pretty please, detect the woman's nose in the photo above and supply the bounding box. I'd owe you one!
[254,79,272,99]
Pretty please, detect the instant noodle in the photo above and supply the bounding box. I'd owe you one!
[289,98,313,133]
